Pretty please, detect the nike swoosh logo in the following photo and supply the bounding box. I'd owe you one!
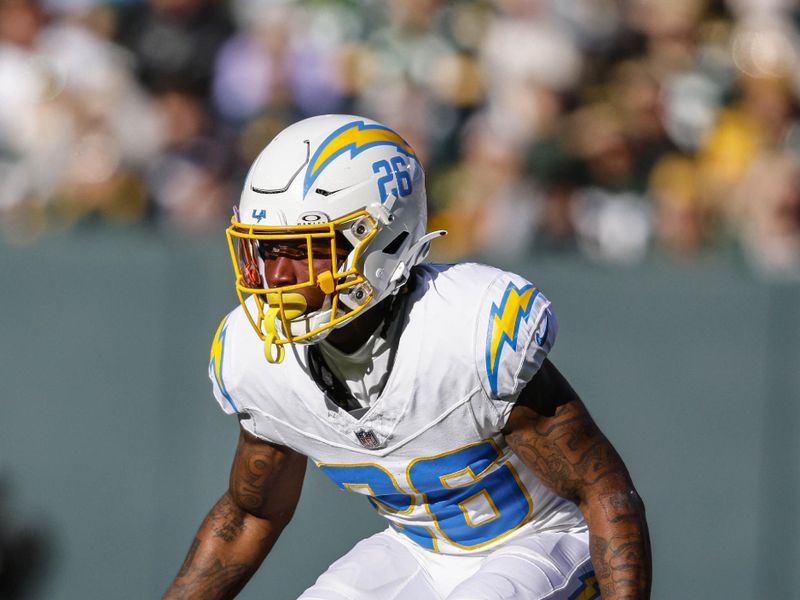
[535,312,549,346]
[315,184,356,197]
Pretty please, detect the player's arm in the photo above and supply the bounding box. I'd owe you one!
[502,359,652,600]
[163,428,307,600]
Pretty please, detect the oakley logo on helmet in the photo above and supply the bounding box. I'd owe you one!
[298,211,329,224]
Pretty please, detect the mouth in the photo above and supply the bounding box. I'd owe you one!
[265,291,309,320]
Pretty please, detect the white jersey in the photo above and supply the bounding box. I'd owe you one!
[209,263,586,556]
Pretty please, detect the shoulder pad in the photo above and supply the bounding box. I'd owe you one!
[476,273,557,400]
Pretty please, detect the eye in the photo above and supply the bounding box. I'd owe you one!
[259,240,308,260]
[333,231,353,257]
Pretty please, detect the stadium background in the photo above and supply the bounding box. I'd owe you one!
[1,0,799,598]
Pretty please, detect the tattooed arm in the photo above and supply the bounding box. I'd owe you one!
[163,429,307,600]
[503,359,651,600]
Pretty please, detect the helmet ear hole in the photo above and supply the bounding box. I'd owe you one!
[382,231,409,255]
[335,231,354,253]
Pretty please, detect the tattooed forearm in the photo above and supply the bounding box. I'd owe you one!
[210,494,247,542]
[177,537,201,577]
[166,559,250,600]
[587,491,651,599]
[504,401,651,599]
[163,494,259,600]
[164,432,307,600]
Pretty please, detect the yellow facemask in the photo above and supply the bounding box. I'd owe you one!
[226,209,378,363]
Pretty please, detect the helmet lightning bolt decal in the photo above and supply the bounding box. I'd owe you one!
[485,282,539,397]
[209,316,238,413]
[303,120,418,197]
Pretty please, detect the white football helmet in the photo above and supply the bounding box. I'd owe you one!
[227,114,445,363]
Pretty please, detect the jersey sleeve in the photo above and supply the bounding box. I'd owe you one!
[207,309,289,445]
[473,272,558,430]
[209,314,242,415]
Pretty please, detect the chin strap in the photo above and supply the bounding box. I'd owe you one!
[263,292,308,364]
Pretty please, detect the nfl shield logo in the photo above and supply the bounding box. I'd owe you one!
[355,429,382,449]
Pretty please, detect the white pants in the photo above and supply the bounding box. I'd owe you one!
[298,528,597,600]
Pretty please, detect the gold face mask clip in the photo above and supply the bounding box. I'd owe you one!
[317,271,335,294]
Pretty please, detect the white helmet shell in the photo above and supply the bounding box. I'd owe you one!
[228,114,445,358]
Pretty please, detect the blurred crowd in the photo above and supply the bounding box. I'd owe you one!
[2,0,800,277]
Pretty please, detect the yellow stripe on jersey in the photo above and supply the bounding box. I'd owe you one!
[209,316,238,413]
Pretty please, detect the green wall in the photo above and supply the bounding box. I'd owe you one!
[1,232,797,599]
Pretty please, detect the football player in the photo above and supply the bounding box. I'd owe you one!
[163,115,651,599]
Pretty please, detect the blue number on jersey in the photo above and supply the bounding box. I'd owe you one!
[318,462,438,550]
[318,440,532,551]
[317,463,412,513]
[408,441,532,549]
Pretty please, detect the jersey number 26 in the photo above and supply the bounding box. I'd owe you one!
[319,440,533,551]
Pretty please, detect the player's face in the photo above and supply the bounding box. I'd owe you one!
[260,235,350,312]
